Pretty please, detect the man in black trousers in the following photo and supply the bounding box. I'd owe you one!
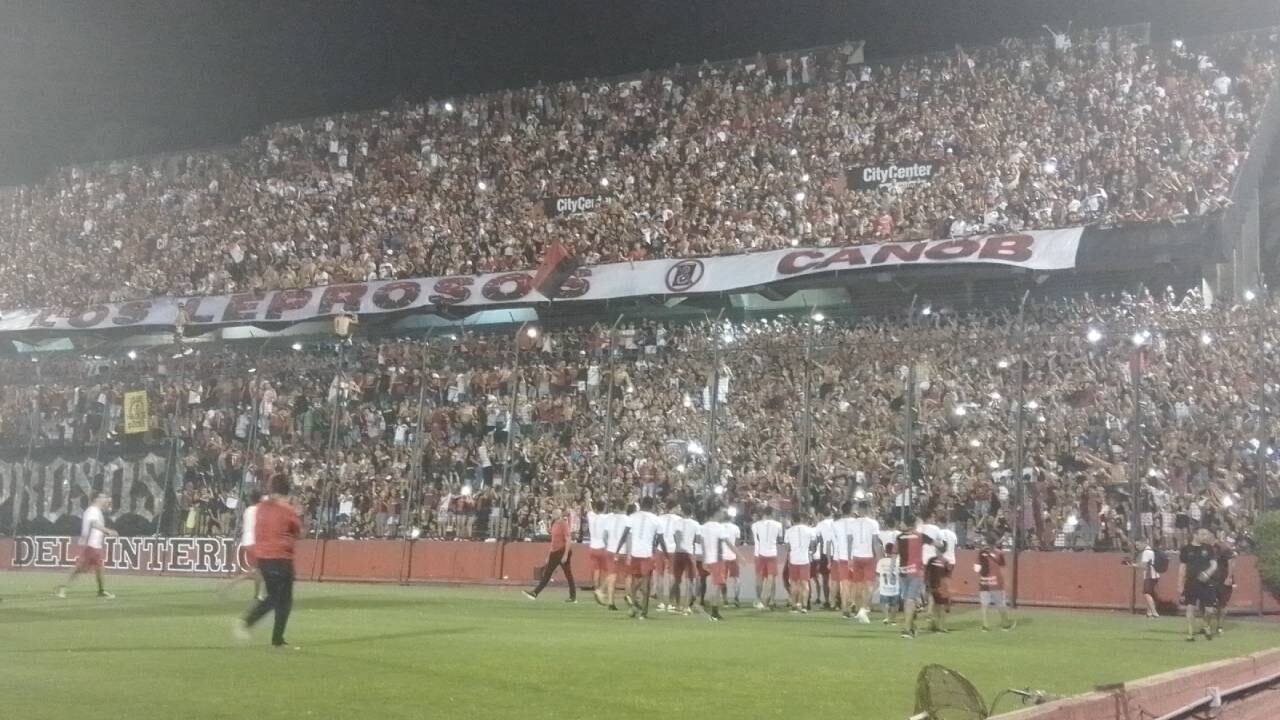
[525,504,577,602]
[235,473,301,647]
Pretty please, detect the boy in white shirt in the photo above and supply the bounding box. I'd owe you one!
[876,542,901,625]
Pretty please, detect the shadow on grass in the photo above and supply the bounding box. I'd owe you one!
[0,626,476,655]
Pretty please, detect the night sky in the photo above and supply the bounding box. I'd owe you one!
[1,0,1278,185]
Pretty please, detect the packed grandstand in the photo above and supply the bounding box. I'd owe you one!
[0,25,1278,558]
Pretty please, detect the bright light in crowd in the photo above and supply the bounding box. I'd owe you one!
[676,464,687,474]
[444,101,454,112]
[525,327,539,339]
[127,350,137,360]
[1086,328,1103,344]
[921,305,933,316]
[1172,38,1185,50]
[599,177,609,188]
[990,391,1002,400]
[477,181,487,191]
[988,460,1000,469]
[1222,495,1235,508]
[794,191,806,203]
[1042,159,1058,175]
[409,527,422,540]
[687,440,704,455]
[727,506,739,518]
[460,485,473,497]
[953,406,967,417]
[683,393,693,408]
[997,359,1010,369]
[1037,415,1046,423]
[1245,289,1257,302]
[1131,331,1147,347]
[790,238,800,247]
[291,342,303,351]
[801,173,810,182]
[713,484,725,496]
[969,438,982,448]
[854,488,866,500]
[1026,400,1040,410]
[811,312,825,323]
[789,148,798,157]
[1200,332,1213,346]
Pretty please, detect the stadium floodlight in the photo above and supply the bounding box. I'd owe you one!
[953,406,967,417]
[1131,331,1147,347]
[969,438,982,448]
[727,506,739,518]
[127,350,137,360]
[687,440,704,455]
[794,191,806,203]
[248,367,257,374]
[811,312,825,323]
[1245,289,1257,302]
[444,101,455,112]
[1172,38,1185,50]
[291,342,303,351]
[1086,327,1103,344]
[599,177,609,188]
[525,326,539,339]
[921,305,933,317]
[713,484,725,495]
[997,359,1010,369]
[476,180,487,191]
[461,485,473,497]
[1200,332,1212,346]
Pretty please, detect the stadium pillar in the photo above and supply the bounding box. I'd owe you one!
[1255,305,1269,616]
[1128,343,1144,616]
[237,338,271,535]
[402,328,436,539]
[1011,291,1028,609]
[704,310,725,495]
[798,317,816,510]
[601,315,624,472]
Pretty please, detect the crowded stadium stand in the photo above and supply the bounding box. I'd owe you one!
[1,24,1280,562]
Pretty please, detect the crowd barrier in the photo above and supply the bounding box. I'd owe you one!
[2,538,1277,614]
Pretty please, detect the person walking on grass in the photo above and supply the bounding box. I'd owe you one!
[56,493,117,599]
[526,504,577,603]
[614,496,666,620]
[235,473,301,648]
[1179,527,1219,642]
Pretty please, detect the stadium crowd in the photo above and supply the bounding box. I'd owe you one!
[1,289,1275,552]
[0,29,1276,311]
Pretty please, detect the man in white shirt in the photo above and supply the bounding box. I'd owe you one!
[56,493,118,599]
[831,502,855,613]
[813,507,836,609]
[670,504,701,614]
[847,500,882,623]
[721,515,743,607]
[1140,543,1161,618]
[750,506,784,609]
[699,510,733,622]
[783,516,817,613]
[614,497,668,620]
[221,492,265,601]
[600,501,631,611]
[655,502,682,611]
[587,499,610,605]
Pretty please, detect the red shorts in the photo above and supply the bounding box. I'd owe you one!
[589,548,608,573]
[75,546,104,571]
[654,551,669,574]
[725,559,740,578]
[242,546,259,570]
[830,559,850,583]
[789,563,812,582]
[672,552,696,581]
[850,557,876,583]
[706,562,727,587]
[629,556,655,578]
[610,554,628,574]
[755,555,778,578]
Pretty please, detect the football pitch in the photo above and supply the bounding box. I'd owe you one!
[2,574,1278,720]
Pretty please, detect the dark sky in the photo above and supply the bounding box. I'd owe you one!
[1,0,1278,185]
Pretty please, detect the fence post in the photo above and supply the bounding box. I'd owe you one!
[1011,292,1028,608]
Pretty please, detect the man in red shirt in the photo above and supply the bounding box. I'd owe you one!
[525,504,577,603]
[977,535,1014,632]
[235,474,302,647]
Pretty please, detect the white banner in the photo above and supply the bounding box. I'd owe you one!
[0,228,1081,333]
[13,535,244,574]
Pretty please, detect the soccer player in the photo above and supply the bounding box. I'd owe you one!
[1179,527,1219,641]
[56,492,118,599]
[813,507,835,609]
[1139,541,1161,618]
[525,504,577,602]
[750,506,783,609]
[847,500,881,623]
[1212,536,1236,634]
[895,519,931,639]
[236,473,302,647]
[669,503,700,614]
[587,499,610,604]
[783,515,816,613]
[600,501,631,611]
[830,502,854,616]
[655,501,681,610]
[700,510,733,622]
[917,509,944,618]
[976,536,1014,631]
[721,514,743,607]
[614,496,667,620]
[876,543,900,625]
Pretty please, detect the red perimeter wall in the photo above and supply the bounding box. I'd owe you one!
[2,539,1277,613]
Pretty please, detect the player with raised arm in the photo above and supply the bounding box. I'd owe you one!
[614,496,667,620]
[783,514,816,613]
[750,506,783,609]
[56,493,118,599]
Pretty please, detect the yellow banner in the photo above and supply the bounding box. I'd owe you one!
[123,391,149,434]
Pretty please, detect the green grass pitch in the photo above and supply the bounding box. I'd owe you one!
[1,573,1277,720]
